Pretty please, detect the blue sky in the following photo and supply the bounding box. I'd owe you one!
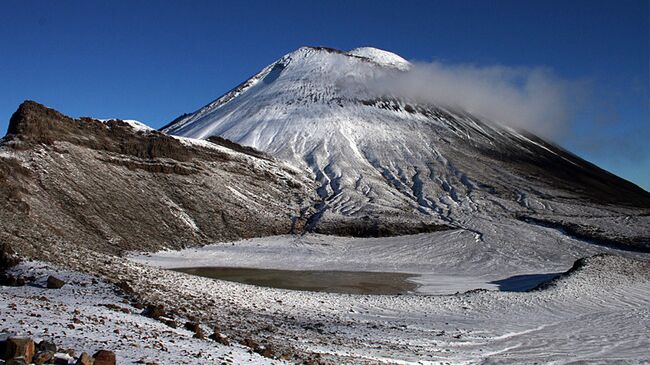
[1,0,648,190]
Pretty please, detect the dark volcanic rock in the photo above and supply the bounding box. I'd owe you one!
[142,304,165,320]
[184,322,204,339]
[35,341,57,353]
[312,217,452,238]
[0,242,20,270]
[46,276,65,289]
[208,331,230,345]
[206,135,272,161]
[6,101,192,162]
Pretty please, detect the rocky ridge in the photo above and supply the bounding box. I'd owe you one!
[0,101,314,259]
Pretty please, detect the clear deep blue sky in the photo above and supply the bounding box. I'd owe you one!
[1,0,648,190]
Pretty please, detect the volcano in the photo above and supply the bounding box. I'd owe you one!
[163,46,650,249]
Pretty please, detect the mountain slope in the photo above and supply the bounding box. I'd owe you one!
[0,101,314,259]
[163,46,650,248]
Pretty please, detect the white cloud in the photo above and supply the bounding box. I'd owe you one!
[366,61,581,140]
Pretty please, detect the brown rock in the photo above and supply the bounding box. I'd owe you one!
[208,331,230,346]
[0,241,20,269]
[33,351,53,365]
[92,350,116,365]
[46,275,65,289]
[76,351,93,365]
[184,322,204,339]
[240,337,257,349]
[0,274,25,287]
[142,304,165,319]
[0,273,17,286]
[3,337,35,363]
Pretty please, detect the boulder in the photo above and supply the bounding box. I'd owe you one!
[184,322,204,339]
[141,304,165,319]
[33,351,53,365]
[208,331,230,346]
[2,337,35,363]
[0,273,24,287]
[92,350,115,365]
[36,340,57,353]
[46,276,65,289]
[0,242,20,270]
[75,352,93,365]
[0,273,17,286]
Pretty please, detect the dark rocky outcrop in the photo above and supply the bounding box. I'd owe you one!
[0,101,314,260]
[312,216,452,238]
[141,304,166,320]
[6,101,193,162]
[519,216,650,253]
[206,135,272,161]
[35,341,57,354]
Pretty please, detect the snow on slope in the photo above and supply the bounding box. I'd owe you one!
[162,46,650,239]
[98,116,307,183]
[347,47,411,70]
[98,118,154,133]
[163,47,501,221]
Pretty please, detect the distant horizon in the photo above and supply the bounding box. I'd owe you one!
[1,1,648,190]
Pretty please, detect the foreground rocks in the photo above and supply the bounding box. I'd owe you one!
[92,350,116,365]
[46,276,65,289]
[0,242,20,270]
[1,337,35,364]
[0,336,115,365]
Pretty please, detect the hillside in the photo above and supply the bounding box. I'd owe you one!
[0,101,314,260]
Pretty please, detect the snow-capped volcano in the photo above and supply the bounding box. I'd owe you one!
[163,46,650,243]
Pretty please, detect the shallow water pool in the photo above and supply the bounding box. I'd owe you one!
[172,267,419,295]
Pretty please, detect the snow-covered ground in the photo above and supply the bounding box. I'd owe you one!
[0,262,284,365]
[4,231,650,364]
[125,224,650,363]
[131,219,649,295]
